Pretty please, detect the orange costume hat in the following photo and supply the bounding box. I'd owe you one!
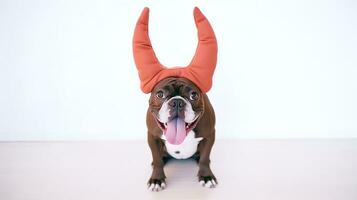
[132,7,217,93]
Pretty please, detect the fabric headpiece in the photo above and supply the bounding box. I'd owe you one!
[133,7,217,93]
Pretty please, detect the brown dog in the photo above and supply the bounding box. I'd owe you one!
[146,77,217,191]
[131,7,218,191]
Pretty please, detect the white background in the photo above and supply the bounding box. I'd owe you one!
[0,0,356,140]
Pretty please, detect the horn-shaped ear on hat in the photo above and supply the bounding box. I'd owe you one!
[132,7,217,93]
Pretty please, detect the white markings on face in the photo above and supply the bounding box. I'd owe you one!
[181,96,196,123]
[157,95,197,123]
[157,99,170,123]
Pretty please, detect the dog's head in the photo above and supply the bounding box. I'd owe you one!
[149,77,204,145]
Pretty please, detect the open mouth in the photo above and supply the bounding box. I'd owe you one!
[156,117,200,132]
[154,114,200,145]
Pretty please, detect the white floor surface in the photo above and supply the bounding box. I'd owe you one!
[0,139,356,200]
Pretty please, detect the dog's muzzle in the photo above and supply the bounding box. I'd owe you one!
[153,97,201,145]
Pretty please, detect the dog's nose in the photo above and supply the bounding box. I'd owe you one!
[169,99,185,111]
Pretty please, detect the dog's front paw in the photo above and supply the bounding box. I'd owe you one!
[147,178,166,192]
[199,175,217,188]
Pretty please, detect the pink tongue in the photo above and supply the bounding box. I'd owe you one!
[165,117,186,145]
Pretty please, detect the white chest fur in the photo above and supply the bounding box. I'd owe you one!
[161,131,203,159]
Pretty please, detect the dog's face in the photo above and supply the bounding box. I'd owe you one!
[149,77,204,145]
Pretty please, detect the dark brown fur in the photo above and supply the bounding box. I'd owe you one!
[146,77,217,186]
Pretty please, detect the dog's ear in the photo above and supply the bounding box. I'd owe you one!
[132,7,217,94]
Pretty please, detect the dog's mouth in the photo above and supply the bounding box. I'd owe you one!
[154,114,200,145]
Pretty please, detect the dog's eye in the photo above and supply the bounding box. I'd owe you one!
[156,91,165,99]
[189,91,199,101]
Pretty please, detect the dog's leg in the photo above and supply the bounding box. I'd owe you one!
[147,134,166,191]
[197,132,217,188]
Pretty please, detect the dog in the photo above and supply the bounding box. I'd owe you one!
[132,7,218,191]
[146,77,217,191]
